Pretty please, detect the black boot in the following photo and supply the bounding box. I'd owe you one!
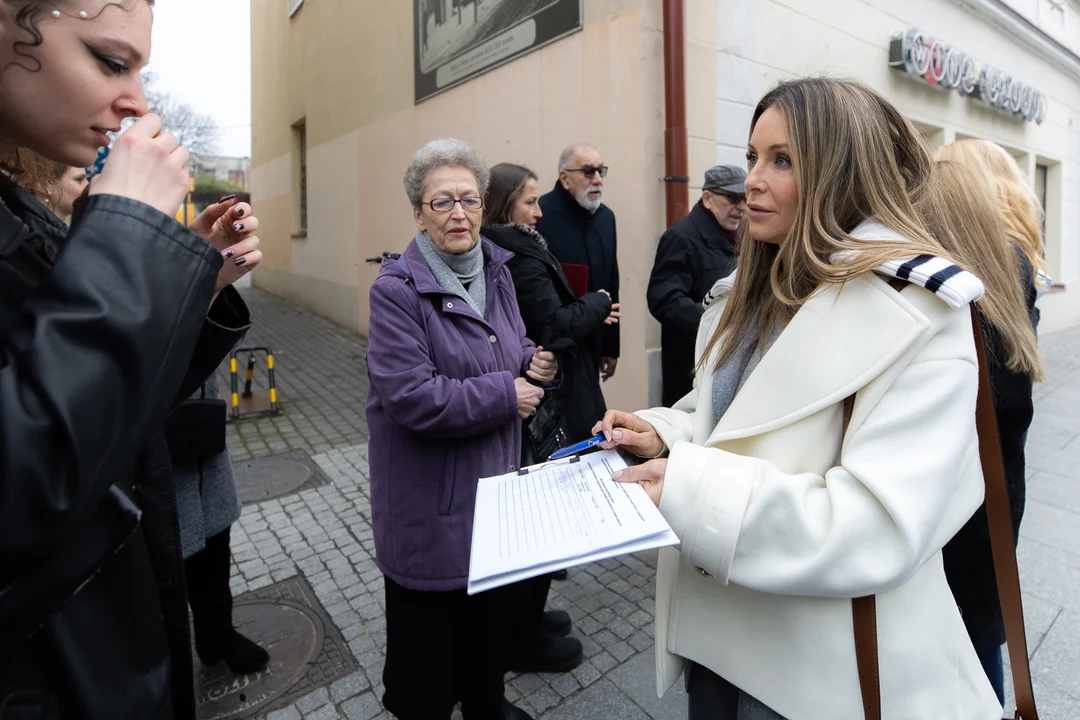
[186,527,270,675]
[541,610,571,637]
[509,632,583,674]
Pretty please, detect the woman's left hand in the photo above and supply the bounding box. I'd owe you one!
[190,196,262,294]
[527,346,558,383]
[612,458,667,507]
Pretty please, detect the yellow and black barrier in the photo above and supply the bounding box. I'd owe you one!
[228,346,279,420]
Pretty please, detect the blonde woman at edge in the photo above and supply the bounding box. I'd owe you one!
[594,77,1002,719]
[919,159,1044,707]
[937,138,1052,297]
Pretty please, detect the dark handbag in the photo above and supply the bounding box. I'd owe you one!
[162,393,227,466]
[521,392,572,467]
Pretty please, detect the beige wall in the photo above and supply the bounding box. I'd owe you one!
[251,0,668,410]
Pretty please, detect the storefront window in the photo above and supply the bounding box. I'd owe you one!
[1035,163,1048,243]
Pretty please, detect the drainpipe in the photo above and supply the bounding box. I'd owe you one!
[662,0,689,226]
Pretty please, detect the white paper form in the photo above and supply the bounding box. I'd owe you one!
[467,450,679,594]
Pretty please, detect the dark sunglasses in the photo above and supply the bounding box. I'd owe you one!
[564,164,609,179]
[709,190,745,204]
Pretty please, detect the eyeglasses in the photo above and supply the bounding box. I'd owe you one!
[426,196,484,213]
[564,164,609,179]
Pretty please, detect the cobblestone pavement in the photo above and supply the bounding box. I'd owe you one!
[216,289,369,462]
[221,288,1080,719]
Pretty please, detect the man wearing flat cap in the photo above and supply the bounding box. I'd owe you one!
[647,165,746,406]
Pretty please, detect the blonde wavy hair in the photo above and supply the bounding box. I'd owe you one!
[935,139,1047,283]
[917,161,1044,380]
[699,77,957,371]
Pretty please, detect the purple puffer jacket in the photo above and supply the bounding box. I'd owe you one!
[365,237,535,591]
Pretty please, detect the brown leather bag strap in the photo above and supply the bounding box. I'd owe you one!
[852,593,880,719]
[970,306,1039,720]
[844,394,881,720]
[845,277,1038,719]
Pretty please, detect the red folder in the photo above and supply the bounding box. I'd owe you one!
[561,263,589,298]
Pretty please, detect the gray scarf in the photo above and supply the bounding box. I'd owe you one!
[415,230,487,318]
[711,323,784,427]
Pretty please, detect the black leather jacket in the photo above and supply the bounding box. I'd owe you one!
[0,180,250,719]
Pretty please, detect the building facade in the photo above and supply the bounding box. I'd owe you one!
[192,154,252,191]
[250,0,1080,411]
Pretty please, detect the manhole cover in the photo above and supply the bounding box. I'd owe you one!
[194,574,359,720]
[194,603,320,719]
[232,450,330,505]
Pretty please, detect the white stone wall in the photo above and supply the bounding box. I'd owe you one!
[711,0,1080,331]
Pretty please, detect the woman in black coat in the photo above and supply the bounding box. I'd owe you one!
[481,162,620,675]
[482,163,619,440]
[0,4,262,715]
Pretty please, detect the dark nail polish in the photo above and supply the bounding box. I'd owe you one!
[217,194,237,204]
[223,249,235,259]
[233,222,244,231]
[235,207,245,217]
[234,257,247,266]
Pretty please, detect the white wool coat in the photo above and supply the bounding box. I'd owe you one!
[639,222,1003,719]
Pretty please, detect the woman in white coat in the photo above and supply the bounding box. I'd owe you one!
[597,78,1003,719]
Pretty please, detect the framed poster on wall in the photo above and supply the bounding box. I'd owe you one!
[414,0,582,103]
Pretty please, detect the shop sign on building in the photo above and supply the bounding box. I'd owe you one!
[889,27,1047,124]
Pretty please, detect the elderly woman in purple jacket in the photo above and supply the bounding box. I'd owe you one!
[366,138,557,720]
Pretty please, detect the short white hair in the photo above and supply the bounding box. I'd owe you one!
[404,138,489,209]
[557,143,598,173]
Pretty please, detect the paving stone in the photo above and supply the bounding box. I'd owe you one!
[550,672,582,698]
[575,615,603,636]
[294,686,330,713]
[579,635,602,659]
[591,651,619,674]
[591,629,619,649]
[341,692,383,720]
[305,704,342,720]
[608,648,688,720]
[268,707,302,720]
[527,685,561,713]
[330,670,372,702]
[348,633,377,656]
[357,649,383,671]
[1029,608,1080,698]
[571,659,603,688]
[511,672,547,695]
[628,630,653,653]
[539,678,649,720]
[607,641,635,663]
[608,617,635,640]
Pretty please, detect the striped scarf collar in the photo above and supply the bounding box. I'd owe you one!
[702,220,985,310]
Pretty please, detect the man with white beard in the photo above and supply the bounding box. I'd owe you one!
[536,143,621,384]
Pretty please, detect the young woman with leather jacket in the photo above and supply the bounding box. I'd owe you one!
[0,2,262,717]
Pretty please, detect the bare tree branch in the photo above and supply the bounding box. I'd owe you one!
[140,71,221,156]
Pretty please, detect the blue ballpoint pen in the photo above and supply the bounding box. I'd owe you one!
[547,433,606,461]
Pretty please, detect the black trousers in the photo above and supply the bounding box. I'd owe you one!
[382,575,542,720]
[686,662,786,720]
[184,527,234,654]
